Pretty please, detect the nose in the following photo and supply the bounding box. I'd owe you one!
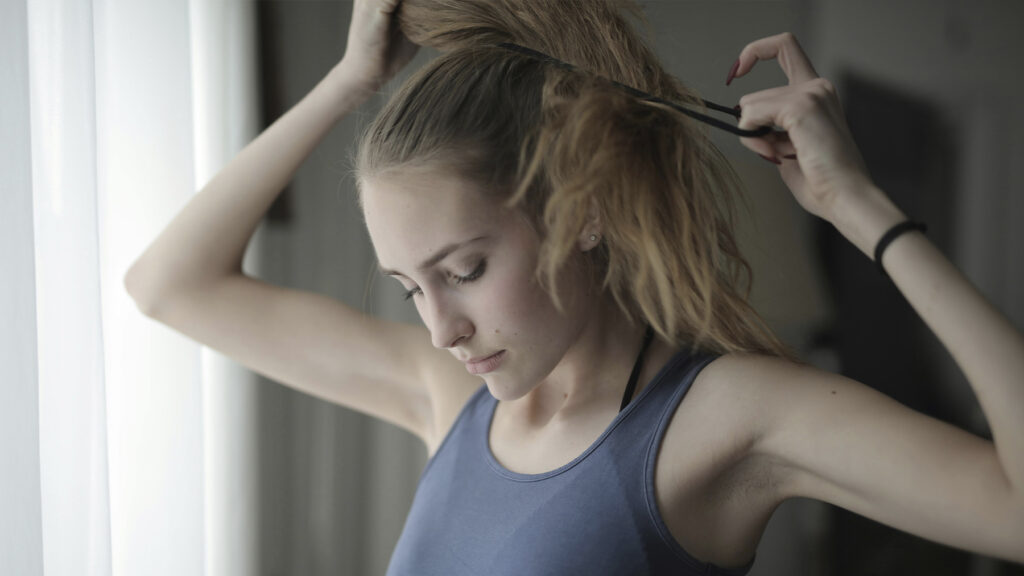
[424,291,473,350]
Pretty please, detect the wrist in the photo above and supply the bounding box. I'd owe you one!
[315,60,377,121]
[828,181,908,258]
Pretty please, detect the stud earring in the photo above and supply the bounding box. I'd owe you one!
[589,234,598,242]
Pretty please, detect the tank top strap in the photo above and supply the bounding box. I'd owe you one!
[593,347,719,477]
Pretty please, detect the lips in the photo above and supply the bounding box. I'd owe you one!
[464,350,506,375]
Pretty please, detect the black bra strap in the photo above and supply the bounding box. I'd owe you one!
[620,325,655,413]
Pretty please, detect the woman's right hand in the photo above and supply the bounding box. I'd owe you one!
[340,0,420,95]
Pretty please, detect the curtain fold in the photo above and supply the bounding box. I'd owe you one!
[29,1,112,574]
[93,1,205,574]
[189,2,262,575]
[4,1,256,574]
[0,0,45,574]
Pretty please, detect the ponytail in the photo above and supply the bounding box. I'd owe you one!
[357,0,797,360]
[511,64,792,358]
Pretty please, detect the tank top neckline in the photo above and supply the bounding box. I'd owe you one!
[482,346,697,482]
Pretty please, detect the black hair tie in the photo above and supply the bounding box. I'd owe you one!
[495,42,776,139]
[874,220,927,278]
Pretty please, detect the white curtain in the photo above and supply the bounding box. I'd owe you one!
[189,3,262,575]
[1,1,258,574]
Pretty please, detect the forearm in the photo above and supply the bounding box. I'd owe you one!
[830,183,1024,493]
[126,59,370,305]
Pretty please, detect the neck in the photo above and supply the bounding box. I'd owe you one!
[509,295,674,429]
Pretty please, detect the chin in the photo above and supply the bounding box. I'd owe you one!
[484,377,531,403]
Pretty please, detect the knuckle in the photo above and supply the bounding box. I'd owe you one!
[782,31,805,52]
[793,93,818,115]
[802,78,832,100]
[816,77,836,94]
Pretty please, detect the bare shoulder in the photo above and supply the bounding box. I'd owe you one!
[660,351,789,488]
[663,350,834,498]
[679,351,790,449]
[689,351,818,446]
[683,350,887,499]
[654,351,805,566]
[691,351,1024,563]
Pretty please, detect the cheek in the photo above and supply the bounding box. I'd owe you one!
[485,256,559,337]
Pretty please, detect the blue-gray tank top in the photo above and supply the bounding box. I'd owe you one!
[385,347,757,576]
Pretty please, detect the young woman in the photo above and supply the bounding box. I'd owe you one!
[125,0,1024,573]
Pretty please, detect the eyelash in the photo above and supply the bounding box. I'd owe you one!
[403,259,487,301]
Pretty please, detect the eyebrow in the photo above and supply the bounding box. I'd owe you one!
[378,234,491,277]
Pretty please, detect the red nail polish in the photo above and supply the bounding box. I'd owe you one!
[758,153,781,165]
[726,59,739,86]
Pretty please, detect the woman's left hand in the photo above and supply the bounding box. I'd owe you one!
[729,32,875,222]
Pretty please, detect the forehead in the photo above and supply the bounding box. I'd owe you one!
[361,168,510,269]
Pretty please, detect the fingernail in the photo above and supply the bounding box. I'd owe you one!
[758,153,781,165]
[783,154,797,159]
[726,59,739,86]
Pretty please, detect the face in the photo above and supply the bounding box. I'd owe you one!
[361,167,594,401]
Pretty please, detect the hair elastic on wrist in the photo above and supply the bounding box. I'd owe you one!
[874,220,927,277]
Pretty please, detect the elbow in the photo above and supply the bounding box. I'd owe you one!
[123,265,161,317]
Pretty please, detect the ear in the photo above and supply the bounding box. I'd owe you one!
[578,197,603,252]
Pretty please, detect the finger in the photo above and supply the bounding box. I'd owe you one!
[757,130,796,158]
[736,90,797,158]
[740,134,796,162]
[736,130,780,162]
[736,93,794,160]
[737,134,795,162]
[737,81,800,109]
[733,32,819,86]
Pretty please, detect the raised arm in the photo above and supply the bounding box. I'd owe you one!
[723,32,1024,562]
[125,0,418,304]
[119,2,469,448]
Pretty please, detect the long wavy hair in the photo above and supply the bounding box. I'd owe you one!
[353,0,796,360]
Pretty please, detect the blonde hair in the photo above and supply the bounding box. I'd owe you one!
[354,0,796,360]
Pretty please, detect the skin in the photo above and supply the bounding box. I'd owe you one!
[125,0,1024,563]
[349,1,1024,559]
[361,165,671,426]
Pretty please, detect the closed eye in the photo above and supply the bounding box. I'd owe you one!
[451,259,486,285]
[402,259,487,301]
[402,287,421,301]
